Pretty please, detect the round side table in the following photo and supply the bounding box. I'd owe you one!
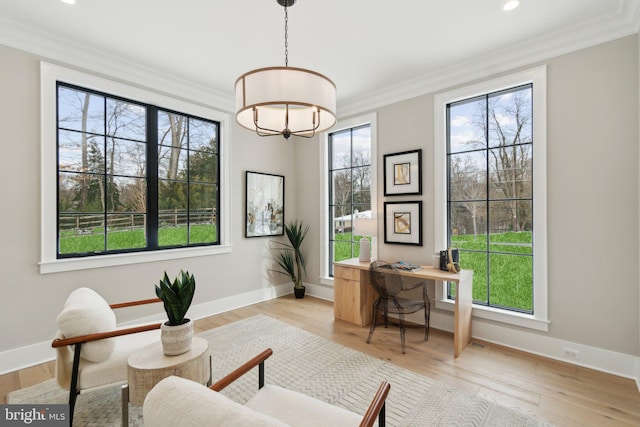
[127,336,209,406]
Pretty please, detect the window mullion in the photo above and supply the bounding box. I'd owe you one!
[484,94,491,305]
[102,96,108,253]
[146,106,159,249]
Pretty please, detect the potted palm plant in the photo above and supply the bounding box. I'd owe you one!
[272,220,309,298]
[155,270,196,355]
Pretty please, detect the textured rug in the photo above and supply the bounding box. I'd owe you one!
[9,315,548,426]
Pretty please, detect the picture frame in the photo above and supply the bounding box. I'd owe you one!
[383,149,422,196]
[384,201,422,246]
[245,171,284,238]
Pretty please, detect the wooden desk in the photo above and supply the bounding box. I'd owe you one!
[333,258,473,357]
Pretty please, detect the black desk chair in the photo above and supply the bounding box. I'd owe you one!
[366,260,431,353]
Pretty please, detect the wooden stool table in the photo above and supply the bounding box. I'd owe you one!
[127,336,209,406]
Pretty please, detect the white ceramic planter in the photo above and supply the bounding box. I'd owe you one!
[160,319,194,356]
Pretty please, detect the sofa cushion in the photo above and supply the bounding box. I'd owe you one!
[143,376,289,427]
[76,328,160,389]
[246,384,363,427]
[56,287,116,362]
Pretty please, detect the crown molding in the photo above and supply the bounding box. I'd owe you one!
[338,0,640,118]
[0,16,235,113]
[1,0,638,120]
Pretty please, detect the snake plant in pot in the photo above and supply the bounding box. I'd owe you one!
[272,220,309,298]
[155,270,196,355]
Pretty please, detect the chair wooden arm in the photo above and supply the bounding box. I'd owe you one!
[110,297,161,309]
[210,348,273,392]
[359,381,391,427]
[52,323,161,347]
[52,297,163,348]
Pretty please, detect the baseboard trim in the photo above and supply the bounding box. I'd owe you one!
[304,282,334,302]
[416,310,640,385]
[3,285,639,394]
[0,283,292,375]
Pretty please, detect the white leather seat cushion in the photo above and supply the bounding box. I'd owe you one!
[56,287,117,362]
[143,376,288,427]
[246,384,363,427]
[78,328,159,390]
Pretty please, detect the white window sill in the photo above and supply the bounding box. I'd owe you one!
[435,298,549,332]
[40,245,232,274]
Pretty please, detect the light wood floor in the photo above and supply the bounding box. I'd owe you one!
[2,295,639,426]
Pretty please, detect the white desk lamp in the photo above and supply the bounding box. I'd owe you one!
[355,218,378,263]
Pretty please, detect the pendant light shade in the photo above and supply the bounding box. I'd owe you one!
[235,66,336,139]
[235,0,337,139]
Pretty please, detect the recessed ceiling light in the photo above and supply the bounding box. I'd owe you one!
[61,0,76,4]
[502,0,520,11]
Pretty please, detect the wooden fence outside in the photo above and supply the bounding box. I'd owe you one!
[59,209,216,235]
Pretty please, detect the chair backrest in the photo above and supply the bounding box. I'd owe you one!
[369,261,403,297]
[56,287,117,362]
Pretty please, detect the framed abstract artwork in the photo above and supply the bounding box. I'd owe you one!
[383,201,422,246]
[245,171,284,238]
[383,149,422,196]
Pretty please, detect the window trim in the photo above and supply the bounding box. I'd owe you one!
[40,62,231,274]
[320,113,377,285]
[434,66,548,331]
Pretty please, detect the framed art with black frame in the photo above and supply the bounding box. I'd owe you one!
[384,201,422,246]
[383,149,422,196]
[245,171,284,238]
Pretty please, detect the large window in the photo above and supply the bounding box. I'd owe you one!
[57,83,220,257]
[322,114,376,279]
[447,84,533,313]
[41,63,230,273]
[434,67,547,330]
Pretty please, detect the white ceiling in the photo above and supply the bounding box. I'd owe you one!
[0,0,638,116]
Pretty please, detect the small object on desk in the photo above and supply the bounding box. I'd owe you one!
[392,261,423,272]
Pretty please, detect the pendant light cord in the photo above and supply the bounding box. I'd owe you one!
[284,2,289,67]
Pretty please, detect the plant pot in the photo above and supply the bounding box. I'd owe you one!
[294,286,305,299]
[160,319,193,356]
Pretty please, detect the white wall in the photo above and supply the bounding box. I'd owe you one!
[1,34,639,380]
[0,43,298,372]
[300,36,640,377]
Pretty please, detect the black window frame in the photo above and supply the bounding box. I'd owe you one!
[55,82,221,259]
[327,124,372,276]
[446,83,534,314]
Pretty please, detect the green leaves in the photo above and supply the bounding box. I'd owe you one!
[271,220,309,289]
[274,251,296,282]
[155,270,196,326]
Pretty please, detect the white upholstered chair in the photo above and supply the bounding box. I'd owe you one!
[52,287,162,425]
[143,348,391,427]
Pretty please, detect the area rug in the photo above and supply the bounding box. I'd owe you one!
[9,314,549,426]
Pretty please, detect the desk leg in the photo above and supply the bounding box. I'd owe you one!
[453,270,473,357]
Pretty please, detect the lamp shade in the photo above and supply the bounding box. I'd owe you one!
[235,66,337,137]
[355,218,378,237]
